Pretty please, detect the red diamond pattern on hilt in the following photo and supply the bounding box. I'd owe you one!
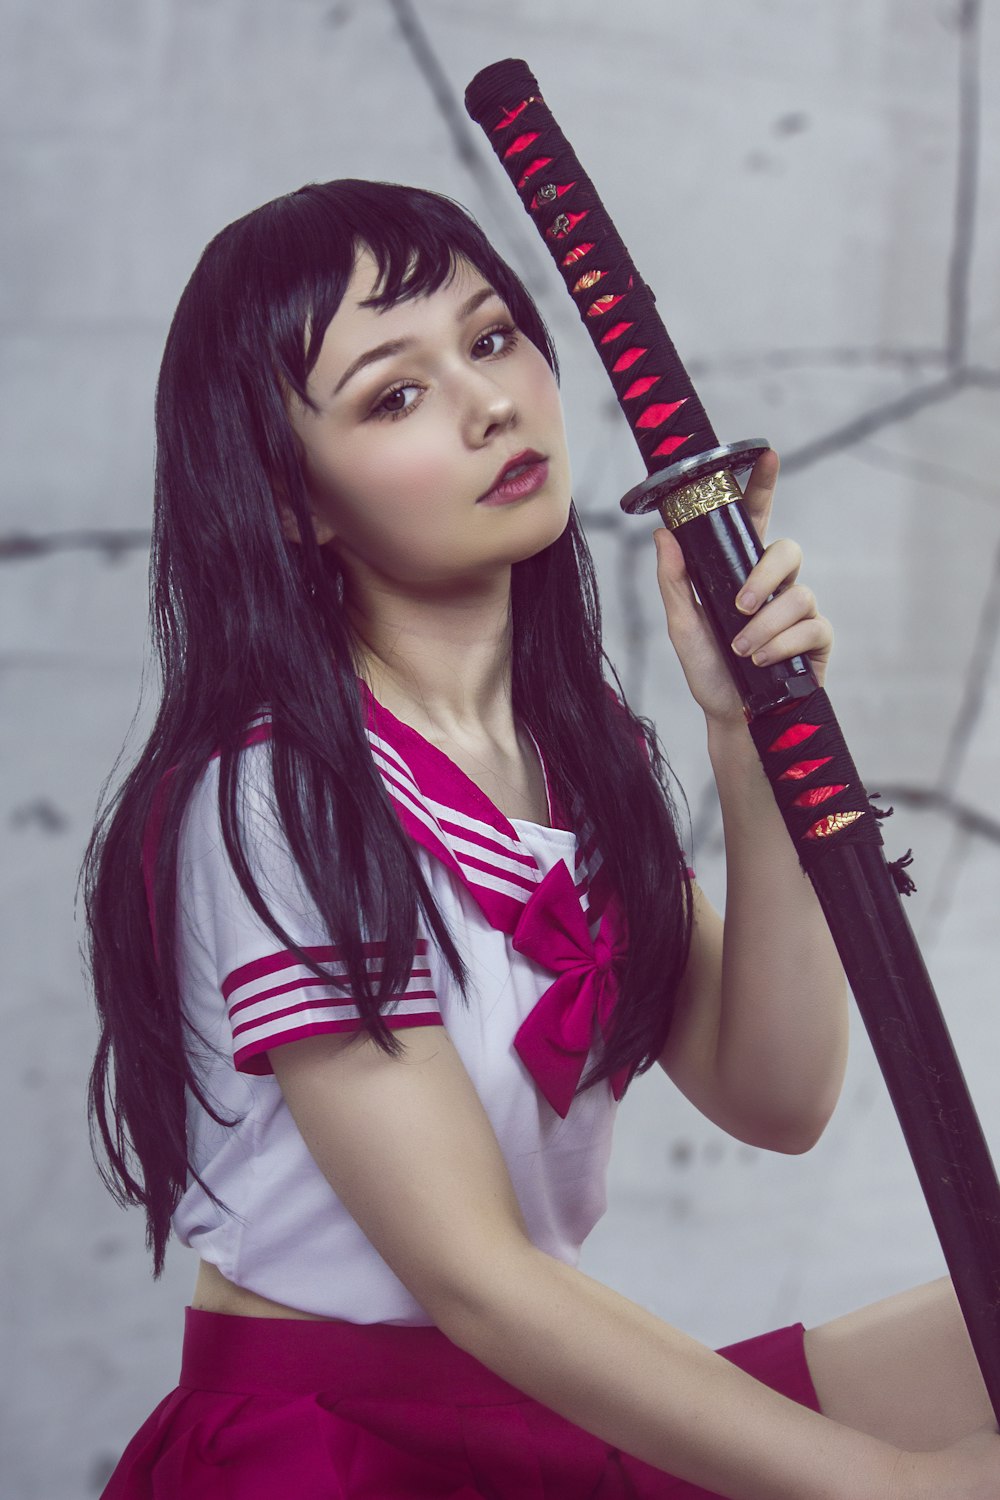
[651,434,694,458]
[793,785,847,808]
[471,71,720,487]
[481,89,712,475]
[573,270,607,294]
[518,157,553,187]
[623,376,659,400]
[780,758,833,781]
[612,347,647,371]
[503,131,540,158]
[636,399,687,429]
[805,812,865,839]
[586,293,626,317]
[494,98,537,130]
[768,722,820,754]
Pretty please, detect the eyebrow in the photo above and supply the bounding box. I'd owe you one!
[331,287,503,396]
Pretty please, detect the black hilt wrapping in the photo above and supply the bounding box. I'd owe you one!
[466,59,717,473]
[676,501,818,717]
[465,57,1000,1421]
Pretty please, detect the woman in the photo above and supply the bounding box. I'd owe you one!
[85,179,999,1497]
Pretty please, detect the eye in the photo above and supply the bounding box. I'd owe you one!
[472,322,519,359]
[370,382,422,421]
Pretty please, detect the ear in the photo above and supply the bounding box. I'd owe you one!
[278,500,303,546]
[277,413,338,547]
[278,497,337,549]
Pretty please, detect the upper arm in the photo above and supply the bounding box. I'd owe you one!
[657,882,727,1111]
[269,1026,534,1331]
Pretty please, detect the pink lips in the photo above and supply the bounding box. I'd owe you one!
[477,452,549,506]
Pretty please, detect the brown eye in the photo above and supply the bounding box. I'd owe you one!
[371,383,420,420]
[472,324,518,359]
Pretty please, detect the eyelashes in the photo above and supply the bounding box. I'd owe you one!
[368,322,521,422]
[369,383,423,422]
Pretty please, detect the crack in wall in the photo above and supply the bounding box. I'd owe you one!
[937,532,1000,795]
[2,3,994,869]
[853,443,1000,510]
[686,347,947,377]
[779,373,968,475]
[870,785,1000,844]
[0,529,149,562]
[384,0,556,300]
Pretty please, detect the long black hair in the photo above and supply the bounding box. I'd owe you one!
[82,179,692,1275]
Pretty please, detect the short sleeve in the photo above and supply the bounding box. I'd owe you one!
[174,743,443,1075]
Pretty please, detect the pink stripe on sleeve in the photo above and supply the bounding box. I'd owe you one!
[222,938,441,1074]
[234,1011,445,1075]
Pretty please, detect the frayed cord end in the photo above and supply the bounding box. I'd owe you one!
[888,848,917,896]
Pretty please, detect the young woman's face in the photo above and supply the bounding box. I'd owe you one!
[286,250,573,590]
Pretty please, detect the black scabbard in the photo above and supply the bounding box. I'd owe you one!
[466,57,1000,1417]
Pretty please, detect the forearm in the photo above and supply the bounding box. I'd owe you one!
[709,715,849,1147]
[444,1244,900,1500]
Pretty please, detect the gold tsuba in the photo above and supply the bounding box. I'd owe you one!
[658,469,743,530]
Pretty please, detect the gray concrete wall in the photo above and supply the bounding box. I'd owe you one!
[3,2,998,1495]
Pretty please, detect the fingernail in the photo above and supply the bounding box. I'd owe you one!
[732,635,750,656]
[751,648,770,666]
[736,590,756,612]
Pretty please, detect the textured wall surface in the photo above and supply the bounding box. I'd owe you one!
[3,2,998,1495]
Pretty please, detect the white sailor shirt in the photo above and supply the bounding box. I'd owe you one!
[159,686,629,1323]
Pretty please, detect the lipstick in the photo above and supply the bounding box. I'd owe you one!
[477,452,549,506]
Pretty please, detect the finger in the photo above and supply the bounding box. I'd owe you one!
[735,616,833,674]
[739,448,780,545]
[731,585,820,657]
[735,538,803,615]
[653,528,705,639]
[653,525,688,591]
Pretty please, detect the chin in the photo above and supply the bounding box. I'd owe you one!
[506,506,571,565]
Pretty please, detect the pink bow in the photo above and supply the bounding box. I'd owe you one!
[512,859,629,1117]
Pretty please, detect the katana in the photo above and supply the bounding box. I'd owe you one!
[466,57,1000,1417]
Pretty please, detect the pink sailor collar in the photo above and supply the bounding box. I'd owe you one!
[358,683,628,1116]
[216,687,626,1116]
[358,680,611,934]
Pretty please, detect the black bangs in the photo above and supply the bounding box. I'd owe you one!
[221,179,560,405]
[350,213,462,312]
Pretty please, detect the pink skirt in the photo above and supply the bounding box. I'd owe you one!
[102,1307,821,1498]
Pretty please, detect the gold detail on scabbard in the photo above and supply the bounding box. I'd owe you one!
[657,469,743,530]
[806,810,865,839]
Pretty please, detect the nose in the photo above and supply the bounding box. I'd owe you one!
[461,364,517,445]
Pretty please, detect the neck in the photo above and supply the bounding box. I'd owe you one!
[347,565,518,744]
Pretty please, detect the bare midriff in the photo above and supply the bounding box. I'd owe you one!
[192,1259,338,1321]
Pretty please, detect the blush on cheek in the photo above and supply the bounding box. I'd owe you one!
[396,454,459,507]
